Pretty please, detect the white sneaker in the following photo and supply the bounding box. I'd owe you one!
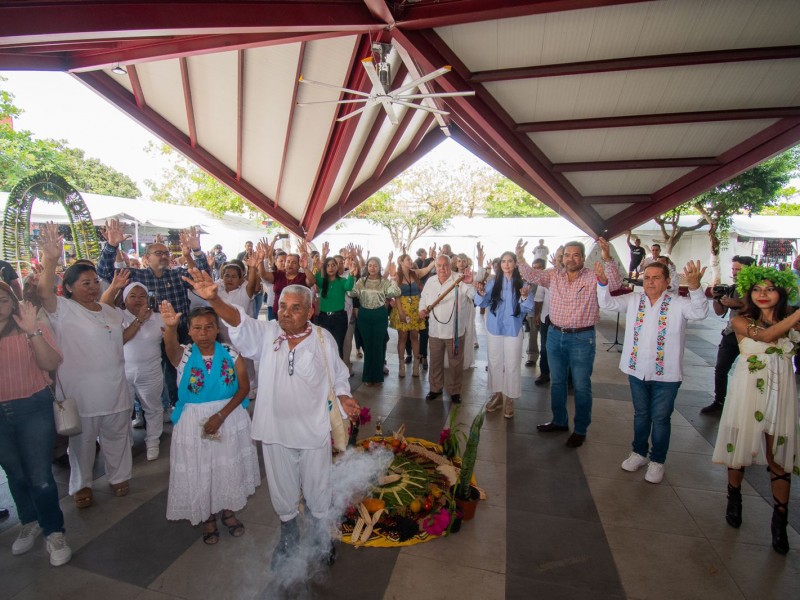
[12,522,41,555]
[146,446,160,461]
[645,462,665,484]
[131,412,144,428]
[486,393,503,412]
[621,452,649,472]
[46,532,72,566]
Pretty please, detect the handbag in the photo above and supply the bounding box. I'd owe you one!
[316,327,349,452]
[51,375,82,436]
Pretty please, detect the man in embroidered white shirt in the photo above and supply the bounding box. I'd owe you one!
[596,260,708,484]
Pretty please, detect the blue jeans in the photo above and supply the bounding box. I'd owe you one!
[0,388,65,536]
[252,291,264,320]
[546,327,596,434]
[628,376,681,464]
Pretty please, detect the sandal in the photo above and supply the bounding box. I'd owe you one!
[221,510,245,537]
[74,487,93,509]
[202,515,219,545]
[110,481,129,497]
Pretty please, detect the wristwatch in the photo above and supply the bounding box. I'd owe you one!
[26,328,43,339]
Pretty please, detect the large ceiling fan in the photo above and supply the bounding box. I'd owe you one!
[297,42,475,125]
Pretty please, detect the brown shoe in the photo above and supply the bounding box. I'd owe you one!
[74,487,93,509]
[110,481,130,497]
[503,398,515,419]
[486,393,503,412]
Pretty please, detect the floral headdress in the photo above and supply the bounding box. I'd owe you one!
[736,265,799,303]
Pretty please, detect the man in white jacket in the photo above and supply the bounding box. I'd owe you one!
[596,260,708,484]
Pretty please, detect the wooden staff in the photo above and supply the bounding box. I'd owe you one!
[425,274,466,312]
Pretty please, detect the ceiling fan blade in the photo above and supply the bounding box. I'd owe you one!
[298,75,370,97]
[336,104,372,122]
[297,98,370,107]
[396,91,476,100]
[392,66,452,96]
[381,100,399,125]
[392,100,450,116]
[360,57,386,95]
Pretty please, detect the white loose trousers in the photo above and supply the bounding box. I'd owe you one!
[262,442,331,522]
[126,367,164,449]
[68,410,132,494]
[486,328,524,399]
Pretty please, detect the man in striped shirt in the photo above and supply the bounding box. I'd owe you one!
[517,237,622,448]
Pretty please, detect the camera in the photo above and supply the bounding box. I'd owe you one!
[623,277,643,287]
[275,233,289,240]
[712,284,733,300]
[148,290,158,311]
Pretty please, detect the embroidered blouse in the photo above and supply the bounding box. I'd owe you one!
[348,277,400,309]
[597,286,709,382]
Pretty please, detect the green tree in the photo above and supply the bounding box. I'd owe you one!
[483,178,557,217]
[0,77,140,197]
[350,161,463,250]
[693,147,799,283]
[144,142,265,219]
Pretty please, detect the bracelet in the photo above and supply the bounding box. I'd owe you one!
[25,329,43,339]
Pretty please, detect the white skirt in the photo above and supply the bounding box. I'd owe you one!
[166,399,261,525]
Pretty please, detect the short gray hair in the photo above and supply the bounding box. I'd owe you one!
[280,285,313,308]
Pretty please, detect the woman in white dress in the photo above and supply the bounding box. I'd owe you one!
[100,276,165,461]
[711,265,800,555]
[162,302,259,545]
[37,223,132,509]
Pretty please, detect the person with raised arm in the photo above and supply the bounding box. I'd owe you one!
[180,268,360,568]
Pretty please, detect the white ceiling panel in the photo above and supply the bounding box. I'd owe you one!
[530,120,777,163]
[565,168,694,196]
[187,51,238,173]
[241,43,303,202]
[279,35,358,221]
[592,203,633,219]
[136,59,189,137]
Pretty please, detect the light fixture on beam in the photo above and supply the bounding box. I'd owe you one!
[111,64,127,75]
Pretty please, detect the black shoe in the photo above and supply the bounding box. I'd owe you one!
[421,357,428,370]
[534,375,550,386]
[450,394,461,404]
[525,359,536,367]
[537,422,569,432]
[0,508,9,522]
[725,484,742,528]
[425,391,441,401]
[700,401,723,415]
[566,433,586,448]
[271,518,300,570]
[405,355,413,364]
[772,506,790,555]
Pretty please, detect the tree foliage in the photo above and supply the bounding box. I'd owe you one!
[350,160,464,250]
[144,142,266,220]
[483,178,557,217]
[0,78,140,197]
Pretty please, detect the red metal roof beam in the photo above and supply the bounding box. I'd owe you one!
[471,46,800,83]
[553,158,720,172]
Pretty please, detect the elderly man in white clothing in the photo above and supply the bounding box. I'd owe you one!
[181,269,360,568]
[596,260,708,484]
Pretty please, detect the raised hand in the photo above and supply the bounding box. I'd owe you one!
[299,253,309,271]
[597,237,611,261]
[110,269,130,291]
[387,251,393,265]
[683,260,706,290]
[181,267,218,301]
[179,227,201,253]
[159,301,182,328]
[12,300,40,334]
[103,219,132,247]
[476,242,485,265]
[594,261,608,285]
[462,268,474,285]
[515,238,528,262]
[387,262,397,279]
[321,241,330,259]
[154,233,164,244]
[38,222,64,262]
[429,244,437,259]
[136,306,153,323]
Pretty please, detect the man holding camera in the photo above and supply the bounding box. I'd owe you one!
[700,255,755,415]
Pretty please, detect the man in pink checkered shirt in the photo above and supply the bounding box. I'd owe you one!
[517,237,622,448]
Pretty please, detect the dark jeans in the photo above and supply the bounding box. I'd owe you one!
[628,376,681,464]
[317,310,348,359]
[161,323,188,408]
[546,326,596,434]
[252,291,264,320]
[539,317,550,376]
[0,388,65,536]
[714,331,739,405]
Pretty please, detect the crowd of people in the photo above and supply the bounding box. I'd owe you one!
[1,221,798,571]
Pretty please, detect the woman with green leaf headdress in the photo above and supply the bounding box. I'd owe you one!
[711,264,800,555]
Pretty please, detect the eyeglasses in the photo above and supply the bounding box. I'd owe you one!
[149,250,170,257]
[288,349,295,376]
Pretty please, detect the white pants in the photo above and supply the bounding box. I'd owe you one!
[68,410,133,494]
[262,442,331,521]
[127,365,164,449]
[486,328,524,399]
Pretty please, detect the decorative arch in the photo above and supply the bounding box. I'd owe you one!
[2,172,100,264]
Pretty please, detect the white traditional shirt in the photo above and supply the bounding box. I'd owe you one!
[419,274,476,339]
[119,309,164,372]
[597,286,709,382]
[534,284,550,321]
[225,307,350,449]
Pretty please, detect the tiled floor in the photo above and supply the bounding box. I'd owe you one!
[1,310,799,599]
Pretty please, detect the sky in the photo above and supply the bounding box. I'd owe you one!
[0,70,483,200]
